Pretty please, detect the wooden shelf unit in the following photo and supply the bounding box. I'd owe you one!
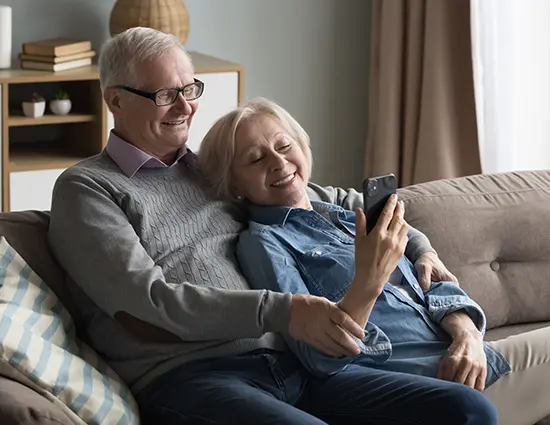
[8,113,96,127]
[0,66,101,84]
[0,65,107,211]
[0,52,244,212]
[9,150,88,172]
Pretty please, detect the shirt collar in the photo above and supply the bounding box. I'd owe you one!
[248,201,343,225]
[105,131,192,177]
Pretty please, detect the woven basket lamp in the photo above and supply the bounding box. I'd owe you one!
[109,0,190,45]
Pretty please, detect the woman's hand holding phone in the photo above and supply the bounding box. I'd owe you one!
[357,194,409,285]
[338,195,409,328]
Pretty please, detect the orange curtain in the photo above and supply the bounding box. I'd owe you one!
[366,0,481,187]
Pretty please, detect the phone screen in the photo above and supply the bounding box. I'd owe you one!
[363,174,397,233]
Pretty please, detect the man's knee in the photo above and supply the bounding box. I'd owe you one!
[440,385,498,425]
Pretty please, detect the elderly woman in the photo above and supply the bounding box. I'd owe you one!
[198,97,550,425]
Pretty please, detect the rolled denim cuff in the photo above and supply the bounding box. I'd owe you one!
[425,291,487,335]
[360,321,392,356]
[286,321,392,378]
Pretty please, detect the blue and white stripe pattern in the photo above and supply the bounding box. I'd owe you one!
[0,237,140,425]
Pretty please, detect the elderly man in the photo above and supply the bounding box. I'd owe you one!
[47,27,496,425]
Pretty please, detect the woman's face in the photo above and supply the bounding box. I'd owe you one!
[230,114,311,209]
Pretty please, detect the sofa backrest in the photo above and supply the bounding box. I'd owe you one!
[2,171,549,332]
[0,211,78,319]
[399,170,550,330]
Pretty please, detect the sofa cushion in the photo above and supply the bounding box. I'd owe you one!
[0,211,78,318]
[0,237,139,425]
[0,376,73,425]
[398,170,550,330]
[485,321,550,342]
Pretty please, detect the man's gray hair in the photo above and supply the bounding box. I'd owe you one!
[98,27,192,91]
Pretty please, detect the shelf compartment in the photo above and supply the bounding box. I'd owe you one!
[8,113,96,127]
[9,150,88,172]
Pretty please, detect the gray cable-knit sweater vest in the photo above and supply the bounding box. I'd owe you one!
[48,152,290,393]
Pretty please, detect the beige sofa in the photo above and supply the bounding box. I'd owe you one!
[0,169,549,425]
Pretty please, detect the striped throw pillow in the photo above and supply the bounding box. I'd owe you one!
[0,237,140,425]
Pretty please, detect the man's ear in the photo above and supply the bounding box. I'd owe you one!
[104,87,122,114]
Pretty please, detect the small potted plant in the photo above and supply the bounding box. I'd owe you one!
[49,90,72,115]
[22,92,46,118]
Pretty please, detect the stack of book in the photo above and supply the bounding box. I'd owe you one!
[20,38,95,72]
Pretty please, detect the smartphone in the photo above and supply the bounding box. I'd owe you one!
[363,173,397,233]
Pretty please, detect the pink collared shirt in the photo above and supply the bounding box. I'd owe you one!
[105,131,195,178]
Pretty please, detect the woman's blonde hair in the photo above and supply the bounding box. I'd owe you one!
[198,97,313,200]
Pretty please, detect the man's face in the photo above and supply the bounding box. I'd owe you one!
[111,48,199,159]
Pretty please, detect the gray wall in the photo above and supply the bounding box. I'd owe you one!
[4,0,370,188]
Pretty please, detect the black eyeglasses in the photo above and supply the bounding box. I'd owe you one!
[116,78,204,106]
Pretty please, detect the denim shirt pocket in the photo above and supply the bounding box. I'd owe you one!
[296,243,356,302]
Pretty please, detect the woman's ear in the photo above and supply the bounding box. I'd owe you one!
[229,184,244,201]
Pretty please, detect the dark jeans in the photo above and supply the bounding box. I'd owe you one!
[136,349,497,425]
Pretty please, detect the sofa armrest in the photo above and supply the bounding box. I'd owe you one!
[0,376,73,425]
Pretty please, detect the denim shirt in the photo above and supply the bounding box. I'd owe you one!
[237,201,510,387]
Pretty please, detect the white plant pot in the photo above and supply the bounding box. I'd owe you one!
[49,99,72,115]
[22,101,46,118]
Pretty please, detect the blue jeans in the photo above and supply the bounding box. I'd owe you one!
[136,349,497,425]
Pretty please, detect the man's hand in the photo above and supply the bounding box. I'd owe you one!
[414,251,459,291]
[289,294,364,358]
[437,329,487,391]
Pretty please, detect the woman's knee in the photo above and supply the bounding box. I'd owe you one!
[437,384,498,425]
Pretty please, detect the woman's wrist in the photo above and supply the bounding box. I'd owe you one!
[442,311,483,341]
[350,273,384,297]
[338,276,384,327]
[455,328,483,343]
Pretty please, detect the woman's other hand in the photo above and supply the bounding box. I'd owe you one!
[415,252,459,291]
[438,311,487,391]
[437,329,488,391]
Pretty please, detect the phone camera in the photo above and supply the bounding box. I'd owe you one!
[367,179,378,196]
